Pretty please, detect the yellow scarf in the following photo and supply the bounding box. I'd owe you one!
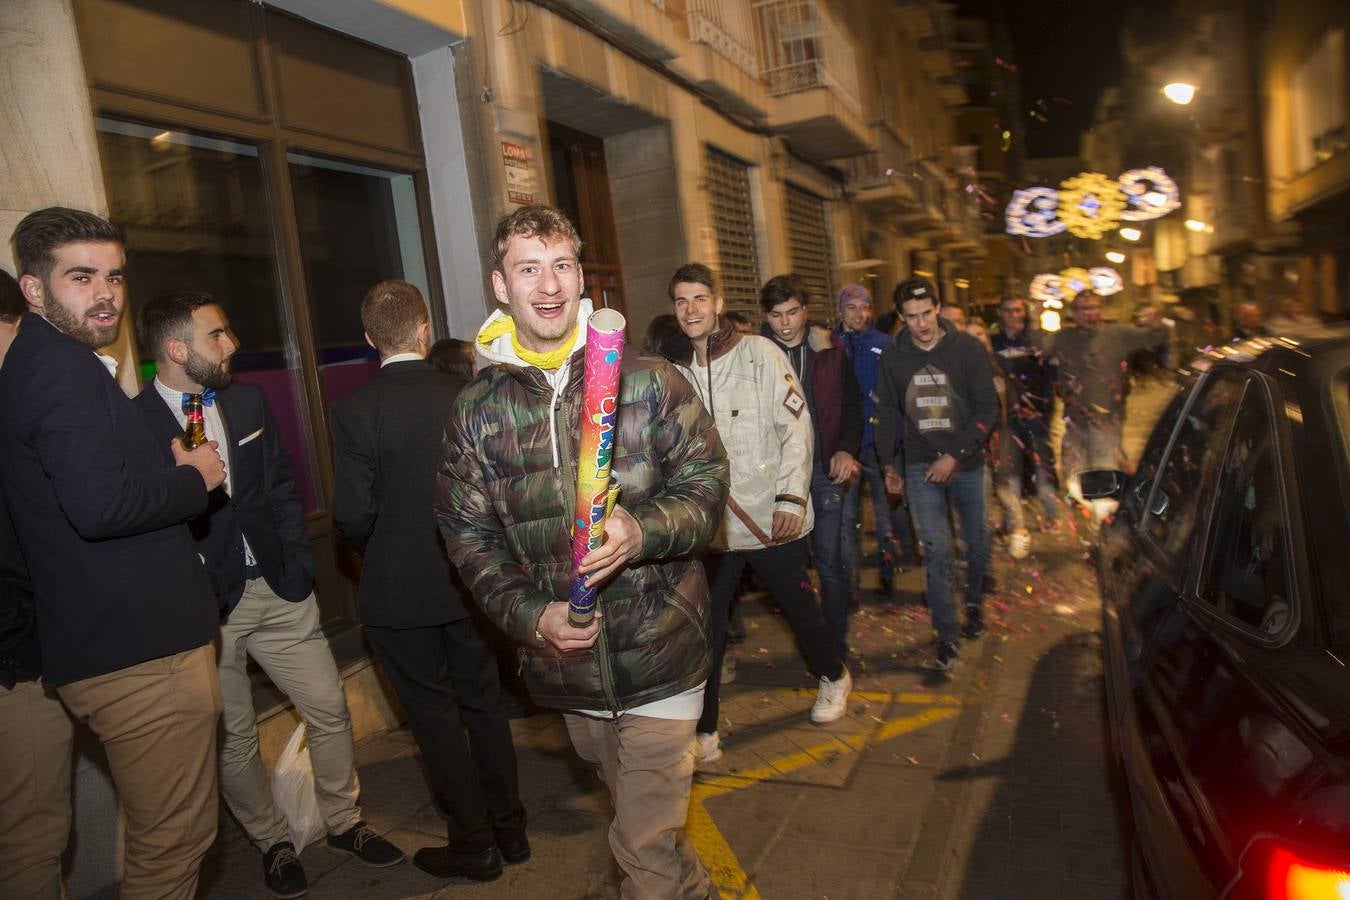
[478,313,579,370]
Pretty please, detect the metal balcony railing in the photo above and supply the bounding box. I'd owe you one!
[753,0,861,117]
[686,0,758,77]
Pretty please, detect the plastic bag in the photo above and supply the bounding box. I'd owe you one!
[269,722,326,850]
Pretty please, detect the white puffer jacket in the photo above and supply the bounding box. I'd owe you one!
[673,325,814,552]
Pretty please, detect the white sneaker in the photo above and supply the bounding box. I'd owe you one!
[696,731,722,765]
[720,655,737,685]
[1009,529,1031,560]
[810,666,852,724]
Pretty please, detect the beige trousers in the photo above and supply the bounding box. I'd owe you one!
[564,713,712,900]
[0,679,75,900]
[58,644,222,900]
[218,580,360,851]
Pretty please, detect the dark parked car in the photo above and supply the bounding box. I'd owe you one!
[1081,325,1350,899]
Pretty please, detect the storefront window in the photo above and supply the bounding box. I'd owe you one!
[287,153,430,408]
[95,117,320,511]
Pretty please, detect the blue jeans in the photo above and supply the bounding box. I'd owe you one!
[811,468,850,657]
[905,463,991,642]
[842,456,917,592]
[995,419,1061,530]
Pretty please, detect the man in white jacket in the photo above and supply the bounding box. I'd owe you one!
[668,263,851,765]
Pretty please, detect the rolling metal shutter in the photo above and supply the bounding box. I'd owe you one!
[705,146,762,318]
[785,182,834,320]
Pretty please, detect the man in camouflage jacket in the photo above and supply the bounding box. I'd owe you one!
[435,205,728,899]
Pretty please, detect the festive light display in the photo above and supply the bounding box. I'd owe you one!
[1029,267,1123,304]
[1119,167,1180,221]
[1005,167,1181,239]
[1056,173,1128,239]
[1004,187,1066,237]
[1089,266,1124,296]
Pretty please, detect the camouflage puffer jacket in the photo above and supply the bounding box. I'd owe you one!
[435,351,729,713]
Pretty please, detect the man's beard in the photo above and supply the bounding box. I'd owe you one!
[43,290,120,350]
[185,347,232,390]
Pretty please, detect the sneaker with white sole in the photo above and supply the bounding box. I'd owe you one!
[1009,529,1031,559]
[810,666,852,724]
[695,731,722,765]
[720,655,737,685]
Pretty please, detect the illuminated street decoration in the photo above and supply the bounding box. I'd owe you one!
[1056,173,1127,239]
[1029,267,1124,304]
[1004,187,1066,237]
[1118,167,1180,221]
[1005,166,1181,238]
[1089,266,1124,296]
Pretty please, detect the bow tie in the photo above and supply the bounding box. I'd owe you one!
[181,389,216,412]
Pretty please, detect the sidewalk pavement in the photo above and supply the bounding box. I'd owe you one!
[199,497,1135,900]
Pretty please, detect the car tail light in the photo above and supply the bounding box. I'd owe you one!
[1267,847,1350,899]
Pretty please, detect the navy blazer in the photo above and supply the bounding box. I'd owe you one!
[0,314,216,685]
[330,359,470,627]
[135,381,315,614]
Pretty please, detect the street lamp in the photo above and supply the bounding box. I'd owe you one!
[1119,227,1142,241]
[1162,82,1197,105]
[1105,251,1126,264]
[1184,218,1208,232]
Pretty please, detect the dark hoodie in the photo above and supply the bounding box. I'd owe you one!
[873,321,999,473]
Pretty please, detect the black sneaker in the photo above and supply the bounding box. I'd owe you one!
[262,841,308,899]
[962,606,985,640]
[413,844,503,881]
[326,822,404,868]
[924,640,959,671]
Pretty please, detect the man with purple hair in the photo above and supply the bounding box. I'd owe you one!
[834,284,918,597]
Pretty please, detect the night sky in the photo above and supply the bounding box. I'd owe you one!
[956,0,1137,159]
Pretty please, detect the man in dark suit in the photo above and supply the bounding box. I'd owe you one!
[0,208,225,900]
[134,290,404,898]
[0,267,76,900]
[331,280,525,882]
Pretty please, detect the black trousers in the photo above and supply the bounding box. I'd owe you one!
[697,538,844,735]
[365,619,525,851]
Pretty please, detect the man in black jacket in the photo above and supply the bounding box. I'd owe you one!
[1,208,224,900]
[0,267,76,900]
[331,280,526,882]
[875,277,999,672]
[135,290,403,898]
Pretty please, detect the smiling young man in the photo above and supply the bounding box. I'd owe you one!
[874,276,999,672]
[134,290,404,896]
[760,275,863,658]
[668,264,853,766]
[0,207,225,899]
[435,206,728,898]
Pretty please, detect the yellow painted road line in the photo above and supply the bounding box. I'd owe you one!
[689,701,963,897]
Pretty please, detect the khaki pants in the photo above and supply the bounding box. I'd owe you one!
[0,679,75,900]
[58,645,222,900]
[564,713,712,900]
[218,581,360,850]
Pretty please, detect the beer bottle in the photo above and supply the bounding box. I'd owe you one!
[183,393,207,450]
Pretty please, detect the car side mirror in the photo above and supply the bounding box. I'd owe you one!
[1080,468,1129,500]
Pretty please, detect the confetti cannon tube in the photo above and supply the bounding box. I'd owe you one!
[568,308,626,627]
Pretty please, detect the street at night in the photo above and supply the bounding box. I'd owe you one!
[4,0,1350,898]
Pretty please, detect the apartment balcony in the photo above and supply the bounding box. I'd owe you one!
[752,0,871,159]
[674,0,767,119]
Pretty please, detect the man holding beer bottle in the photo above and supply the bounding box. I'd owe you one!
[0,208,225,900]
[135,290,404,898]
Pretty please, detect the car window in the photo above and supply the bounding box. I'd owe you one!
[1144,368,1246,560]
[1123,388,1188,519]
[1197,383,1293,636]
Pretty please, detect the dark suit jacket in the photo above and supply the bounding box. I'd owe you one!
[0,314,216,685]
[135,381,315,614]
[0,482,40,688]
[330,359,469,627]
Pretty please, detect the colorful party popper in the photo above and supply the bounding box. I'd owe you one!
[568,307,626,627]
